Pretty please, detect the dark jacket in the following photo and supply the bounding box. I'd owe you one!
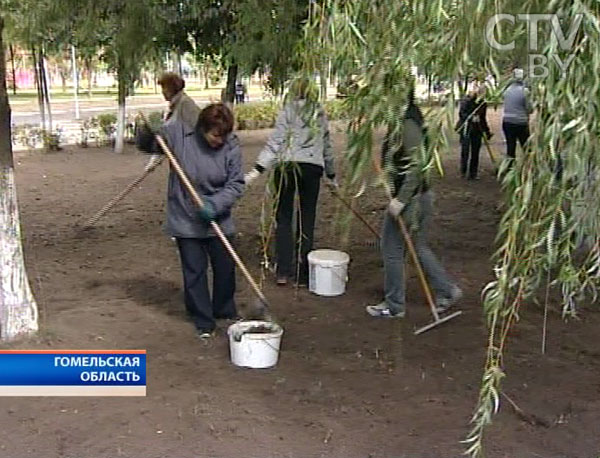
[456,95,491,137]
[381,102,430,202]
[160,120,244,238]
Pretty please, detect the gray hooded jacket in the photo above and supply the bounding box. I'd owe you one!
[160,120,244,238]
[254,100,335,177]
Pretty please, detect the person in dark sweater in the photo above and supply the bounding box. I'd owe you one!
[456,84,492,180]
[366,90,462,319]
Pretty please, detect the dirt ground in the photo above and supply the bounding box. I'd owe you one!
[2,112,600,458]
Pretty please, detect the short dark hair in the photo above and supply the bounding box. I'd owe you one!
[157,72,185,94]
[198,103,234,136]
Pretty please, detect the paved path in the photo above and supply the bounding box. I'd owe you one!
[11,94,263,125]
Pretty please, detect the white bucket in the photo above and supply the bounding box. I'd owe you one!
[227,320,283,369]
[307,249,350,296]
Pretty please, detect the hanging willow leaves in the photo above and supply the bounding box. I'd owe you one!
[294,0,600,456]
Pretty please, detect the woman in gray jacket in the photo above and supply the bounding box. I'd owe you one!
[244,78,336,286]
[137,103,244,338]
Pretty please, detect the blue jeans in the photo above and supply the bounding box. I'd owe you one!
[381,191,456,314]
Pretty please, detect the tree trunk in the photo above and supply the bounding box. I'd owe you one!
[85,57,93,97]
[71,45,80,119]
[32,45,47,132]
[8,43,16,94]
[223,63,237,104]
[60,71,67,93]
[463,74,469,94]
[40,50,53,133]
[203,63,209,90]
[427,73,432,100]
[176,50,183,75]
[114,62,128,154]
[0,17,39,341]
[320,60,327,102]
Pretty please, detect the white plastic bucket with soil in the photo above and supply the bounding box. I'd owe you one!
[307,249,350,296]
[227,320,283,369]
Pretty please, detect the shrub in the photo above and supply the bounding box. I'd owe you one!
[323,99,349,121]
[144,111,164,131]
[234,101,280,130]
[96,113,117,136]
[233,100,350,131]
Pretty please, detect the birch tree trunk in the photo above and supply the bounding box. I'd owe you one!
[0,17,39,341]
[114,62,128,154]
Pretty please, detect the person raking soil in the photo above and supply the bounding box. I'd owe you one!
[136,103,244,339]
[366,88,463,319]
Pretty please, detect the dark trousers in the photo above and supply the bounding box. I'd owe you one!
[274,162,322,282]
[235,93,245,104]
[502,121,530,159]
[460,132,482,179]
[176,237,237,332]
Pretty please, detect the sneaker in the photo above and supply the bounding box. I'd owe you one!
[196,328,215,339]
[436,286,463,313]
[366,302,405,319]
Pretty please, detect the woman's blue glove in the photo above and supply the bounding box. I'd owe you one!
[197,200,216,223]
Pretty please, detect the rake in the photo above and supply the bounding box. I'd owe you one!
[328,188,381,239]
[78,159,163,230]
[483,135,498,169]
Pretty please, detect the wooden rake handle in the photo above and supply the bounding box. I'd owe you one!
[391,203,440,321]
[329,188,380,239]
[483,135,497,166]
[148,121,269,309]
[81,159,163,229]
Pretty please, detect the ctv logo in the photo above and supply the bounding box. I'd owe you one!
[485,14,584,78]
